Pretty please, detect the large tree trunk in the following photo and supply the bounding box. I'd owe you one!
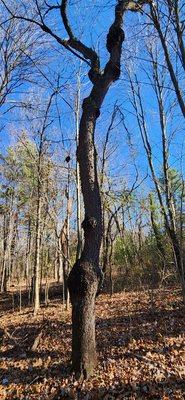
[67,0,126,379]
[75,71,83,261]
[68,261,100,378]
[68,97,103,378]
[68,42,124,377]
[67,0,128,378]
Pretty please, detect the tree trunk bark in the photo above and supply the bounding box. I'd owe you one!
[1,214,7,293]
[60,221,69,303]
[150,4,185,118]
[33,194,41,315]
[169,230,185,300]
[1,208,16,292]
[68,261,99,379]
[75,71,83,261]
[67,0,126,379]
[68,96,102,378]
[25,218,31,286]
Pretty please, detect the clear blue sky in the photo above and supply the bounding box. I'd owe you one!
[0,0,184,192]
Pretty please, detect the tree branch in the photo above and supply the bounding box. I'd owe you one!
[0,0,90,65]
[60,0,100,80]
[104,1,149,82]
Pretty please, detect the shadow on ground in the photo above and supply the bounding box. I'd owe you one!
[0,287,184,399]
[0,283,64,313]
[96,305,185,349]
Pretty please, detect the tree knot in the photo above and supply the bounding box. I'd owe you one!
[106,25,125,54]
[82,216,97,231]
[82,98,100,118]
[88,68,101,85]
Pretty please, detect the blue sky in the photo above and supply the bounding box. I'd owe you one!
[0,0,184,194]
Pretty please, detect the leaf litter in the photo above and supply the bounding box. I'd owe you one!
[0,287,184,399]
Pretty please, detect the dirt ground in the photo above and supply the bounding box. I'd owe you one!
[0,286,184,399]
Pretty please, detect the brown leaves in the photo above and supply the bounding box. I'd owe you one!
[0,287,184,399]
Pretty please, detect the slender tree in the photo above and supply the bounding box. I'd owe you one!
[126,58,185,299]
[149,0,185,117]
[0,11,41,113]
[31,92,56,315]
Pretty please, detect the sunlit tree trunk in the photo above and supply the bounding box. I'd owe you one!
[127,57,185,301]
[25,217,31,287]
[33,191,42,315]
[1,191,15,293]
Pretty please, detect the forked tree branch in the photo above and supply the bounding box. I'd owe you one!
[0,0,90,64]
[0,0,150,82]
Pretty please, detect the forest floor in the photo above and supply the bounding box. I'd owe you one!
[0,286,184,400]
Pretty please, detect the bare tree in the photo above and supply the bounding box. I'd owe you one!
[31,92,56,315]
[149,0,185,117]
[0,13,41,115]
[0,188,17,292]
[0,0,149,378]
[126,48,185,300]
